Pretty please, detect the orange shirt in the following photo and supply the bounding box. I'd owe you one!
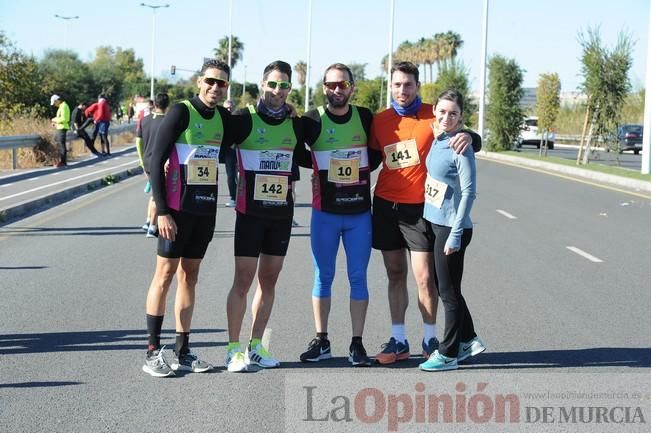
[369,103,434,204]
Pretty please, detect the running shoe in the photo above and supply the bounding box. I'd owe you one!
[419,350,458,371]
[225,349,248,373]
[246,342,280,368]
[421,337,440,358]
[457,336,486,362]
[225,199,236,208]
[375,337,410,364]
[170,350,213,373]
[300,338,332,362]
[141,221,150,231]
[146,224,158,238]
[348,341,372,367]
[142,346,175,377]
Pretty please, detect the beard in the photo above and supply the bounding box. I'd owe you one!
[326,92,349,109]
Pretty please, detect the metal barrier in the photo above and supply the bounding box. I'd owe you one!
[0,123,136,169]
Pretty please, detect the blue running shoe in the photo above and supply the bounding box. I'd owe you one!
[419,350,458,372]
[375,337,410,364]
[421,337,440,358]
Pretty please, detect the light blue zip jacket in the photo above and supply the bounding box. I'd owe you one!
[423,131,476,250]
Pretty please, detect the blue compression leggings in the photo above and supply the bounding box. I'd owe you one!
[310,209,372,300]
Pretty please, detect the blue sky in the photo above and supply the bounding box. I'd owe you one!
[1,0,648,93]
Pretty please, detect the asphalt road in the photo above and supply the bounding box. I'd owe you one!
[1,160,650,433]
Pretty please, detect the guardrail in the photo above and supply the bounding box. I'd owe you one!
[0,123,136,169]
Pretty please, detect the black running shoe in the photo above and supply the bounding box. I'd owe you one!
[348,341,372,367]
[300,338,332,362]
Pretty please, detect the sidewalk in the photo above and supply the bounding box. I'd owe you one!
[0,144,142,225]
[477,150,651,194]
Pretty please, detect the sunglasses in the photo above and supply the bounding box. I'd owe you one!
[266,80,292,90]
[203,77,229,88]
[323,81,352,90]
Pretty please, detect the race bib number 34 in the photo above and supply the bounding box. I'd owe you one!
[328,158,360,184]
[424,174,448,208]
[254,174,288,202]
[384,139,420,170]
[187,159,217,185]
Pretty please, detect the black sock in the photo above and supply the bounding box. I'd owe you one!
[175,332,189,356]
[146,314,164,353]
[351,336,363,345]
[316,332,328,341]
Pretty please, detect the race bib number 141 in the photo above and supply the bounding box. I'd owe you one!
[384,139,420,170]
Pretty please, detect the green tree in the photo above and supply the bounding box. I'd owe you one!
[0,31,45,121]
[577,27,633,162]
[348,62,367,82]
[87,46,146,108]
[486,55,524,151]
[39,49,94,106]
[420,60,476,127]
[294,61,307,86]
[213,35,244,69]
[535,72,561,154]
[351,78,384,113]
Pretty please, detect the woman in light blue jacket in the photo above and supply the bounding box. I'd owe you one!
[419,89,485,371]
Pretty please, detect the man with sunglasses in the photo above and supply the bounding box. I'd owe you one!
[142,59,232,377]
[369,61,481,366]
[297,63,382,367]
[224,60,307,373]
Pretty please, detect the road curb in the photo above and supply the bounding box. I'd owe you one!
[477,151,651,193]
[0,165,143,226]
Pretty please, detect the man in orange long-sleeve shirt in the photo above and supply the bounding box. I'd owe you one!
[369,62,481,365]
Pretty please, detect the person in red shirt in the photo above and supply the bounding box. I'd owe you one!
[85,94,112,155]
[369,61,481,365]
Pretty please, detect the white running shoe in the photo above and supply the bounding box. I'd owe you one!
[225,349,248,373]
[245,343,280,368]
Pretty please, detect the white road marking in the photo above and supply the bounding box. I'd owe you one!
[566,246,603,263]
[0,183,12,188]
[28,177,40,181]
[0,160,138,201]
[496,209,517,219]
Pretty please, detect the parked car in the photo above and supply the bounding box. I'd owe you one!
[516,116,555,150]
[616,124,643,154]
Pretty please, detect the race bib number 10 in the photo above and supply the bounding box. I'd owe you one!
[424,174,448,209]
[328,158,360,184]
[254,174,288,202]
[383,139,420,170]
[187,159,217,185]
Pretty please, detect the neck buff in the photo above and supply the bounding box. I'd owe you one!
[256,99,288,119]
[391,95,422,117]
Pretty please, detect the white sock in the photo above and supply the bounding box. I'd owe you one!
[423,323,438,343]
[391,324,406,343]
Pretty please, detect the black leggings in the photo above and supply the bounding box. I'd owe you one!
[431,224,476,358]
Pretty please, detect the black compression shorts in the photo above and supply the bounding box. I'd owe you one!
[157,209,216,259]
[234,211,292,257]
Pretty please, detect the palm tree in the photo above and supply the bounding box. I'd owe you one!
[294,61,307,86]
[433,31,463,71]
[213,35,244,69]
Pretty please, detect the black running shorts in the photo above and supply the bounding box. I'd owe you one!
[372,196,433,252]
[157,209,216,259]
[234,211,292,257]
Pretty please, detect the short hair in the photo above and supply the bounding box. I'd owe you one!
[201,59,231,79]
[435,88,465,113]
[262,60,292,81]
[391,61,419,83]
[154,93,169,110]
[322,63,354,84]
[98,93,106,99]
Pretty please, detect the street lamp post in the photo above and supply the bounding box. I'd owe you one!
[54,14,79,50]
[140,3,169,100]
